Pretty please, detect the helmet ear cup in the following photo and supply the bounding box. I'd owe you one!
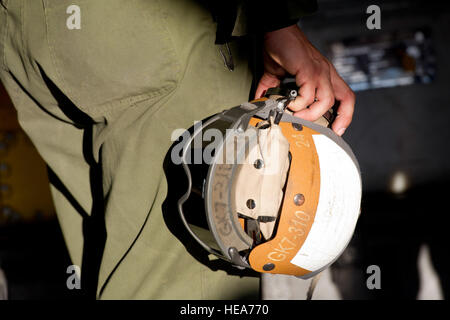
[233,119,290,241]
[237,151,293,246]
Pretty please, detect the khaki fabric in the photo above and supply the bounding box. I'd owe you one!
[234,120,290,239]
[0,0,259,299]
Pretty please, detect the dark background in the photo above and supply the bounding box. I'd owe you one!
[301,0,450,299]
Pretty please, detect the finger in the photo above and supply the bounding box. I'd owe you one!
[288,82,316,112]
[294,78,335,122]
[255,72,281,99]
[330,73,355,136]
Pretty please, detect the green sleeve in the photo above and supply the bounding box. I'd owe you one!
[212,0,318,44]
[246,0,318,33]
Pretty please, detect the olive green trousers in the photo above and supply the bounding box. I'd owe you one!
[0,0,259,299]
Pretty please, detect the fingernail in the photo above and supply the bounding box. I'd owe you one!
[337,127,346,136]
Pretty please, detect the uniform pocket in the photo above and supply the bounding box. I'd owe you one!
[43,0,180,117]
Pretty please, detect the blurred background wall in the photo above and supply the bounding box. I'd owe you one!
[299,0,450,300]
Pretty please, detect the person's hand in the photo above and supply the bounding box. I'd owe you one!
[255,24,355,136]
